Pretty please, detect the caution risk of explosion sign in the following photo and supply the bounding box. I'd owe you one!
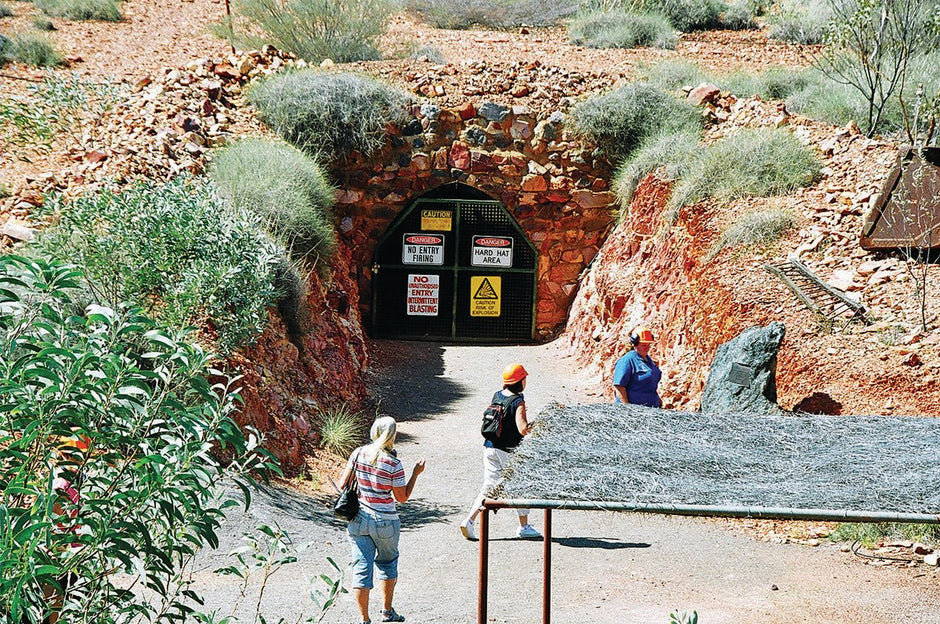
[470,276,501,317]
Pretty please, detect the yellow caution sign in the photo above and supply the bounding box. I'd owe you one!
[421,209,453,232]
[470,276,501,317]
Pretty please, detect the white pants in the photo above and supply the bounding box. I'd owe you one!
[469,446,528,518]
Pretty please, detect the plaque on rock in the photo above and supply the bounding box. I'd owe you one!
[728,362,755,388]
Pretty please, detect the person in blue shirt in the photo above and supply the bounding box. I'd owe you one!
[613,326,662,408]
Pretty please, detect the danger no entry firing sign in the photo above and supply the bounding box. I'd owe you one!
[407,274,439,316]
[470,276,501,317]
[402,234,444,265]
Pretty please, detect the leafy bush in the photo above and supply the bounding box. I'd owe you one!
[225,0,392,63]
[35,0,121,20]
[568,10,676,49]
[2,31,62,66]
[0,255,275,623]
[706,207,796,260]
[831,522,940,548]
[613,129,700,211]
[640,59,710,92]
[405,0,578,29]
[209,137,336,263]
[0,73,123,154]
[670,127,821,211]
[570,81,702,162]
[0,2,13,17]
[766,0,832,44]
[318,404,363,457]
[249,70,411,162]
[32,177,283,353]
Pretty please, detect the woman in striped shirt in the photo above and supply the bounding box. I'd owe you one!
[340,416,425,624]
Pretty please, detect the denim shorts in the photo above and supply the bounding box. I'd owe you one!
[347,510,401,589]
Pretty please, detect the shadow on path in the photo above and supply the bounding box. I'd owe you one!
[367,340,467,423]
[553,537,651,550]
[400,499,463,530]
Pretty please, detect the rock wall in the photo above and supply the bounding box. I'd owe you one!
[229,243,368,473]
[332,101,616,338]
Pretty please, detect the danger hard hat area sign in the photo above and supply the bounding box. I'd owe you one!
[406,274,440,316]
[471,235,513,267]
[470,276,501,317]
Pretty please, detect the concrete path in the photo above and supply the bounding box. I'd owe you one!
[189,339,940,624]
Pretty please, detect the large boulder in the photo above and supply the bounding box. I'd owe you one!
[700,322,785,415]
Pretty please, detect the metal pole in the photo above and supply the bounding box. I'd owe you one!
[478,505,489,624]
[542,509,552,624]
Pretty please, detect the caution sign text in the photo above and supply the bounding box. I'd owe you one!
[407,274,440,316]
[471,236,513,267]
[402,233,444,265]
[470,276,501,317]
[421,209,453,232]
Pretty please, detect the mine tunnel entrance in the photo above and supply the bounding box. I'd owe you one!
[372,183,537,342]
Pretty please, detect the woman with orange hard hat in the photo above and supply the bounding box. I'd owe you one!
[459,363,541,541]
[613,326,662,408]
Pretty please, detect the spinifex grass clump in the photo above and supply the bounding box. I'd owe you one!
[318,404,363,457]
[223,0,392,63]
[613,130,700,211]
[35,0,122,21]
[209,137,336,264]
[570,81,702,162]
[669,127,821,212]
[2,31,62,66]
[32,177,282,353]
[405,0,578,29]
[0,3,13,17]
[706,207,796,260]
[249,70,411,163]
[568,9,677,49]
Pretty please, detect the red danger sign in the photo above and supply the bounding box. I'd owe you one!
[403,233,444,265]
[405,235,444,245]
[474,237,511,247]
[471,235,513,268]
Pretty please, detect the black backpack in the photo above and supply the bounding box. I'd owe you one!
[481,393,517,442]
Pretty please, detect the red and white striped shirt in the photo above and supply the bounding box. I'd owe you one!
[348,447,406,519]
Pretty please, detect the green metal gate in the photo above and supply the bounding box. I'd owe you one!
[372,196,537,342]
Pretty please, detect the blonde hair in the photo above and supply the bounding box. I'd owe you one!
[362,416,397,466]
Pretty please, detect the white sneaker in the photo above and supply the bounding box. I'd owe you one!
[459,518,477,541]
[517,523,542,539]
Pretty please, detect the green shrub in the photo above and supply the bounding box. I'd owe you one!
[613,129,700,211]
[570,81,702,162]
[831,522,940,548]
[627,0,723,31]
[766,0,832,44]
[318,404,362,457]
[724,66,813,100]
[568,9,676,49]
[209,137,336,263]
[784,74,883,129]
[670,127,821,211]
[719,0,756,29]
[32,14,56,29]
[405,0,578,29]
[640,59,710,92]
[35,0,121,20]
[0,2,13,17]
[3,31,62,66]
[0,255,275,623]
[409,43,445,63]
[32,177,283,353]
[249,70,411,162]
[226,0,392,63]
[707,207,796,260]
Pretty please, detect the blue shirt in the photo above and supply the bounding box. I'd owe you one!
[613,350,662,408]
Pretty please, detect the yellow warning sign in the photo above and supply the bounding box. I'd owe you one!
[421,209,453,232]
[470,276,501,317]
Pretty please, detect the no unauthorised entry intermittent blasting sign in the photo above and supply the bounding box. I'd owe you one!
[407,274,439,316]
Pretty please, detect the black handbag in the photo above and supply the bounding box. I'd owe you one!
[333,449,361,521]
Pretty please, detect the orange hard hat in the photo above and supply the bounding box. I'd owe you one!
[630,326,654,344]
[502,363,528,384]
